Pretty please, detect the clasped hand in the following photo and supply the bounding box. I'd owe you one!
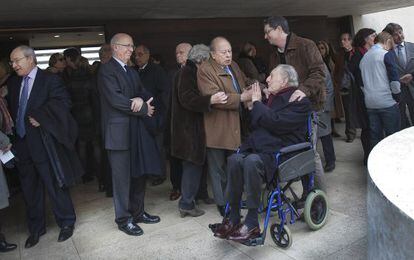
[130,97,155,117]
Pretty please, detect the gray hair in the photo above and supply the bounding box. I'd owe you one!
[275,64,299,87]
[16,45,37,64]
[188,44,210,64]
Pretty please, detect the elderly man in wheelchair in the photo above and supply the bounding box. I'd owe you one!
[210,64,328,248]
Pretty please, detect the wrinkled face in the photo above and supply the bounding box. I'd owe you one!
[134,46,150,67]
[175,44,191,66]
[54,55,66,71]
[392,29,404,45]
[340,33,352,50]
[10,48,35,77]
[211,40,232,66]
[365,32,377,47]
[112,35,135,64]
[266,68,288,94]
[317,44,327,57]
[264,24,283,48]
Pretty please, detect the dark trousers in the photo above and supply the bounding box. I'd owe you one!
[107,150,146,226]
[399,86,414,128]
[367,104,401,149]
[169,156,182,191]
[341,93,356,139]
[320,134,336,164]
[207,148,233,206]
[196,164,209,200]
[178,161,202,210]
[226,153,265,209]
[15,137,76,235]
[76,138,101,180]
[361,128,371,164]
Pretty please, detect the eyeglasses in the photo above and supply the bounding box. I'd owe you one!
[114,43,136,50]
[264,28,275,35]
[215,49,232,55]
[9,56,27,66]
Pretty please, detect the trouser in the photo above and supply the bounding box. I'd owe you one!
[77,138,100,179]
[341,93,357,139]
[399,86,414,128]
[155,134,166,178]
[107,150,146,226]
[15,137,76,235]
[178,161,203,210]
[311,115,327,192]
[169,156,182,191]
[367,104,401,150]
[206,148,232,206]
[320,134,336,165]
[196,164,209,200]
[226,153,264,209]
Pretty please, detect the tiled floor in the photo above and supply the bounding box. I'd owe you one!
[0,123,368,259]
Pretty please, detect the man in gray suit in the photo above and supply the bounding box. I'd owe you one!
[98,33,161,236]
[384,23,414,128]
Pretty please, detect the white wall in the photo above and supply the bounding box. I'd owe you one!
[353,6,414,42]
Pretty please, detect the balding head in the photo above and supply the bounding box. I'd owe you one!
[210,37,232,66]
[110,33,135,64]
[175,42,192,66]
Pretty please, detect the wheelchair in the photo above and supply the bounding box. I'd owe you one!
[211,113,329,249]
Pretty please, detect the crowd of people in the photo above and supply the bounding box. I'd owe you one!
[0,16,413,251]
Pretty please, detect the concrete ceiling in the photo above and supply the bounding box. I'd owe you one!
[1,0,414,23]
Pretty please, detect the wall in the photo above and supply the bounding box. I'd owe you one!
[353,6,414,41]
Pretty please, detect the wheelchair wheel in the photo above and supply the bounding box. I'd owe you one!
[270,223,292,249]
[304,189,328,230]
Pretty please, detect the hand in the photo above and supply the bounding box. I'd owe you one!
[210,92,228,104]
[251,82,262,102]
[289,90,306,102]
[262,87,270,99]
[130,97,144,112]
[28,116,40,127]
[240,88,253,102]
[146,97,155,117]
[245,101,254,110]
[400,74,413,84]
[1,143,11,154]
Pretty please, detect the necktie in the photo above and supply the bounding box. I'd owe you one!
[16,76,30,137]
[224,66,241,93]
[397,44,407,68]
[124,65,135,86]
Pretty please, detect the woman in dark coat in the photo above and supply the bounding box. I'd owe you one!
[348,28,376,165]
[170,44,228,217]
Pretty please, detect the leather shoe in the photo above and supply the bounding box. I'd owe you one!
[0,235,17,252]
[151,177,165,186]
[118,222,143,236]
[217,205,226,217]
[169,190,181,201]
[346,137,355,143]
[324,162,335,172]
[25,230,46,249]
[135,212,160,224]
[179,207,205,218]
[200,197,215,205]
[214,219,241,239]
[228,224,260,242]
[58,226,74,242]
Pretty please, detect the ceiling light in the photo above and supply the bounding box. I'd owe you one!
[54,35,60,38]
[9,36,13,40]
[98,33,104,36]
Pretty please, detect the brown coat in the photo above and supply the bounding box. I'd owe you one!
[269,33,326,110]
[197,58,247,150]
[170,61,211,165]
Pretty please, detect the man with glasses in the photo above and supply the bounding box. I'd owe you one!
[263,16,326,194]
[8,45,80,248]
[197,36,252,216]
[98,33,160,236]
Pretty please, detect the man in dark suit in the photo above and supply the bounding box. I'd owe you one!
[98,33,161,236]
[8,45,77,248]
[383,23,414,128]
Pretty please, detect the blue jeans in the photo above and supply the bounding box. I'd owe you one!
[367,104,401,149]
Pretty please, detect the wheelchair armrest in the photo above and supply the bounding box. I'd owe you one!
[279,142,312,155]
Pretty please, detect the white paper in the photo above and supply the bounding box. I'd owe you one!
[0,151,14,164]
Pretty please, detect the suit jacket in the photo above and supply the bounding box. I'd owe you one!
[395,41,414,97]
[98,58,161,176]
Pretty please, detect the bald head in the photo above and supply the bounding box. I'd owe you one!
[210,37,232,66]
[110,33,135,63]
[175,43,192,66]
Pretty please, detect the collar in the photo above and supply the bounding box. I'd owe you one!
[112,56,127,70]
[26,66,38,79]
[139,63,148,70]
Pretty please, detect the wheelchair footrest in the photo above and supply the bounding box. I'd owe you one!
[241,236,264,246]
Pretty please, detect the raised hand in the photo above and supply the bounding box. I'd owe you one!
[130,97,144,112]
[210,91,228,104]
[289,89,306,102]
[251,82,262,102]
[146,97,155,117]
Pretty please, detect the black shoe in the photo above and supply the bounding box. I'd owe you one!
[202,197,215,205]
[135,212,160,224]
[324,162,335,172]
[82,175,94,184]
[24,230,46,249]
[346,137,355,143]
[58,226,74,242]
[217,205,226,217]
[0,235,17,252]
[151,177,165,186]
[118,222,143,236]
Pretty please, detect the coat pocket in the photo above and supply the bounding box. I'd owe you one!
[105,117,129,150]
